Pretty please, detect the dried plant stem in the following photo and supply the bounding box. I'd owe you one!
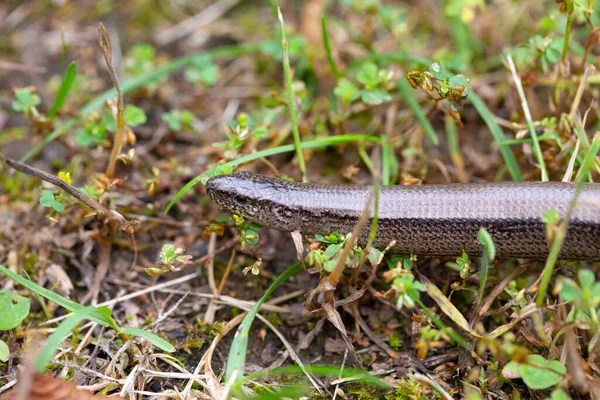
[97,23,125,179]
[1,155,124,225]
[506,54,548,181]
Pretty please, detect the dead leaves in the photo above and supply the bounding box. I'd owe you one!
[0,372,102,400]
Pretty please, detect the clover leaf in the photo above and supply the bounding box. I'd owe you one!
[502,354,565,390]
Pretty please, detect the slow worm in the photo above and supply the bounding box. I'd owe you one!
[206,172,600,259]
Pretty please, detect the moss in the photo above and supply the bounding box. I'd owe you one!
[384,377,442,400]
[346,382,383,400]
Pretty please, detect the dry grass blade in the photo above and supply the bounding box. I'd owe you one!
[506,53,548,181]
[97,22,125,179]
[418,273,478,337]
[568,65,594,121]
[328,191,373,288]
[323,302,363,368]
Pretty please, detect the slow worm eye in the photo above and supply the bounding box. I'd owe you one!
[233,196,248,207]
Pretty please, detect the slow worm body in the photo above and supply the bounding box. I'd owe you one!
[206,172,600,259]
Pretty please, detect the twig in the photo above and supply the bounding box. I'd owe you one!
[49,359,123,383]
[0,61,46,73]
[156,0,243,45]
[204,233,218,324]
[506,54,548,181]
[146,292,189,330]
[41,272,201,326]
[81,238,111,305]
[97,22,125,179]
[216,249,236,295]
[332,349,348,400]
[1,155,126,226]
[476,264,526,318]
[568,65,594,121]
[254,312,323,393]
[343,304,401,360]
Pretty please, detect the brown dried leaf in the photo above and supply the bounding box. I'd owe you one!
[43,263,74,297]
[0,372,103,399]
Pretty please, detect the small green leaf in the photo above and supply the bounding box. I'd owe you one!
[244,229,259,245]
[162,111,181,132]
[503,355,565,390]
[39,190,55,207]
[324,260,337,272]
[519,355,565,390]
[545,48,561,63]
[361,89,392,105]
[0,291,30,330]
[577,269,595,291]
[120,327,175,352]
[561,279,583,302]
[184,57,220,86]
[248,222,263,231]
[546,388,571,400]
[124,105,147,127]
[356,62,381,88]
[0,340,8,362]
[162,110,195,132]
[430,62,452,81]
[502,360,521,379]
[162,244,176,258]
[333,79,360,104]
[591,283,600,300]
[12,88,41,112]
[324,243,342,259]
[51,200,65,212]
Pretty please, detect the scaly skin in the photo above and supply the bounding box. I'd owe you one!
[206,172,600,259]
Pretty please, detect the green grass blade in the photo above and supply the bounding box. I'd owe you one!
[165,134,380,213]
[278,7,307,181]
[48,61,77,120]
[35,305,96,372]
[396,77,439,145]
[20,42,264,162]
[446,15,474,64]
[381,139,391,186]
[561,0,574,61]
[0,264,111,327]
[497,132,558,146]
[468,92,522,181]
[575,133,600,182]
[120,327,175,352]
[347,52,431,72]
[245,364,389,389]
[477,228,496,307]
[322,16,342,79]
[225,262,303,385]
